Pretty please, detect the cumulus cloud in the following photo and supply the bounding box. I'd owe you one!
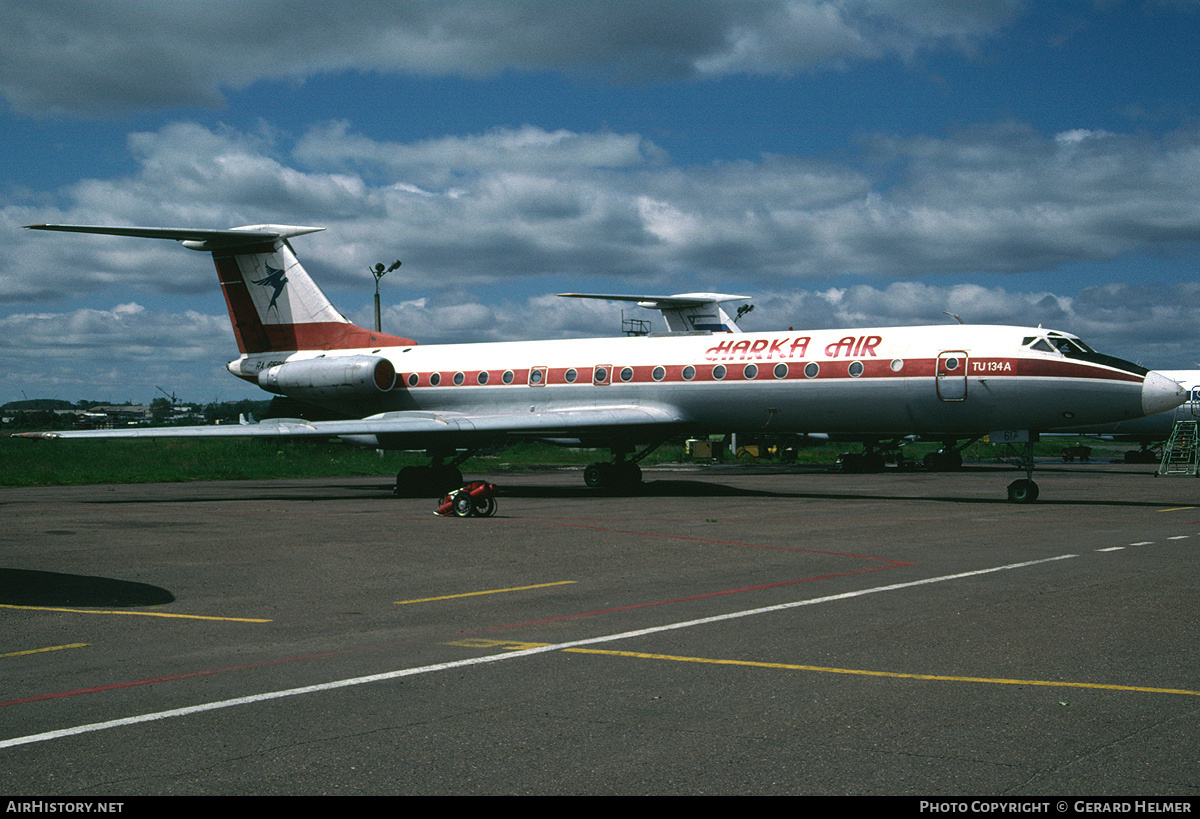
[5,115,1200,399]
[6,119,1200,297]
[0,1,1025,116]
[0,303,237,401]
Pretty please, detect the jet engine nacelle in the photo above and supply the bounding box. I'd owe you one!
[257,355,397,399]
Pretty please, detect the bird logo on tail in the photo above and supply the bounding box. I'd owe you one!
[251,264,289,313]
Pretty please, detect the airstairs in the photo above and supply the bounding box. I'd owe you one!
[1157,420,1200,476]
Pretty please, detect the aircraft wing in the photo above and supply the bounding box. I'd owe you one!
[14,403,686,442]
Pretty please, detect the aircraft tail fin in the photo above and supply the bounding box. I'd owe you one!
[25,224,416,354]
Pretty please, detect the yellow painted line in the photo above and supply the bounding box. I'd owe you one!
[0,604,270,623]
[1,643,89,659]
[566,648,1200,697]
[446,638,552,651]
[395,580,576,605]
[1158,507,1196,512]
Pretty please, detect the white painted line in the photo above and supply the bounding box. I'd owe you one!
[1130,541,1154,546]
[0,554,1077,750]
[1096,547,1125,552]
[1168,536,1189,540]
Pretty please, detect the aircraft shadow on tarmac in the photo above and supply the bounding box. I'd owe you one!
[77,469,1177,508]
[488,478,1180,507]
[0,568,174,608]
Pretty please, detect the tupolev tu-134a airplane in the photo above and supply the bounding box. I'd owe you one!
[17,223,1186,503]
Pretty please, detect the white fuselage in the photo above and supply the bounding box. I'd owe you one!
[230,323,1174,446]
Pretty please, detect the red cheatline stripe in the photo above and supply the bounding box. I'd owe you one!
[391,358,1142,388]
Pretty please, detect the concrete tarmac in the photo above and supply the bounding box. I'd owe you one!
[2,460,1199,796]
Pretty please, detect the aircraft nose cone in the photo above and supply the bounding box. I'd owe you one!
[1143,370,1187,417]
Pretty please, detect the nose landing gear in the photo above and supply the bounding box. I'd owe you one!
[1006,440,1039,504]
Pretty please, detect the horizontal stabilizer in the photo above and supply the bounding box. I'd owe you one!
[559,291,752,333]
[25,224,325,251]
[558,292,750,308]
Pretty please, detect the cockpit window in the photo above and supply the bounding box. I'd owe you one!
[1026,335,1094,355]
[1024,333,1149,377]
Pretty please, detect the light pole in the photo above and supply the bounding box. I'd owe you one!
[371,260,401,332]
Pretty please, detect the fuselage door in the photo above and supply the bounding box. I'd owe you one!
[937,351,968,402]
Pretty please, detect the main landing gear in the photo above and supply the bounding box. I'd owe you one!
[583,442,664,490]
[923,435,985,471]
[394,448,479,497]
[1124,445,1160,464]
[837,438,907,473]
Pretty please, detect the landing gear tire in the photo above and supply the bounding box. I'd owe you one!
[615,461,642,486]
[584,461,641,490]
[432,464,463,494]
[396,464,464,497]
[839,453,862,473]
[584,462,610,487]
[1007,478,1039,504]
[394,465,426,497]
[924,451,963,471]
[862,452,886,473]
[1125,449,1158,464]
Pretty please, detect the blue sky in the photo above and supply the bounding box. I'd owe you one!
[1,1,1199,405]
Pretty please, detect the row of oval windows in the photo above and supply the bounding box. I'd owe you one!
[405,359,907,388]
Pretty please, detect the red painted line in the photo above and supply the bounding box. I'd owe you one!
[547,521,915,564]
[0,648,358,708]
